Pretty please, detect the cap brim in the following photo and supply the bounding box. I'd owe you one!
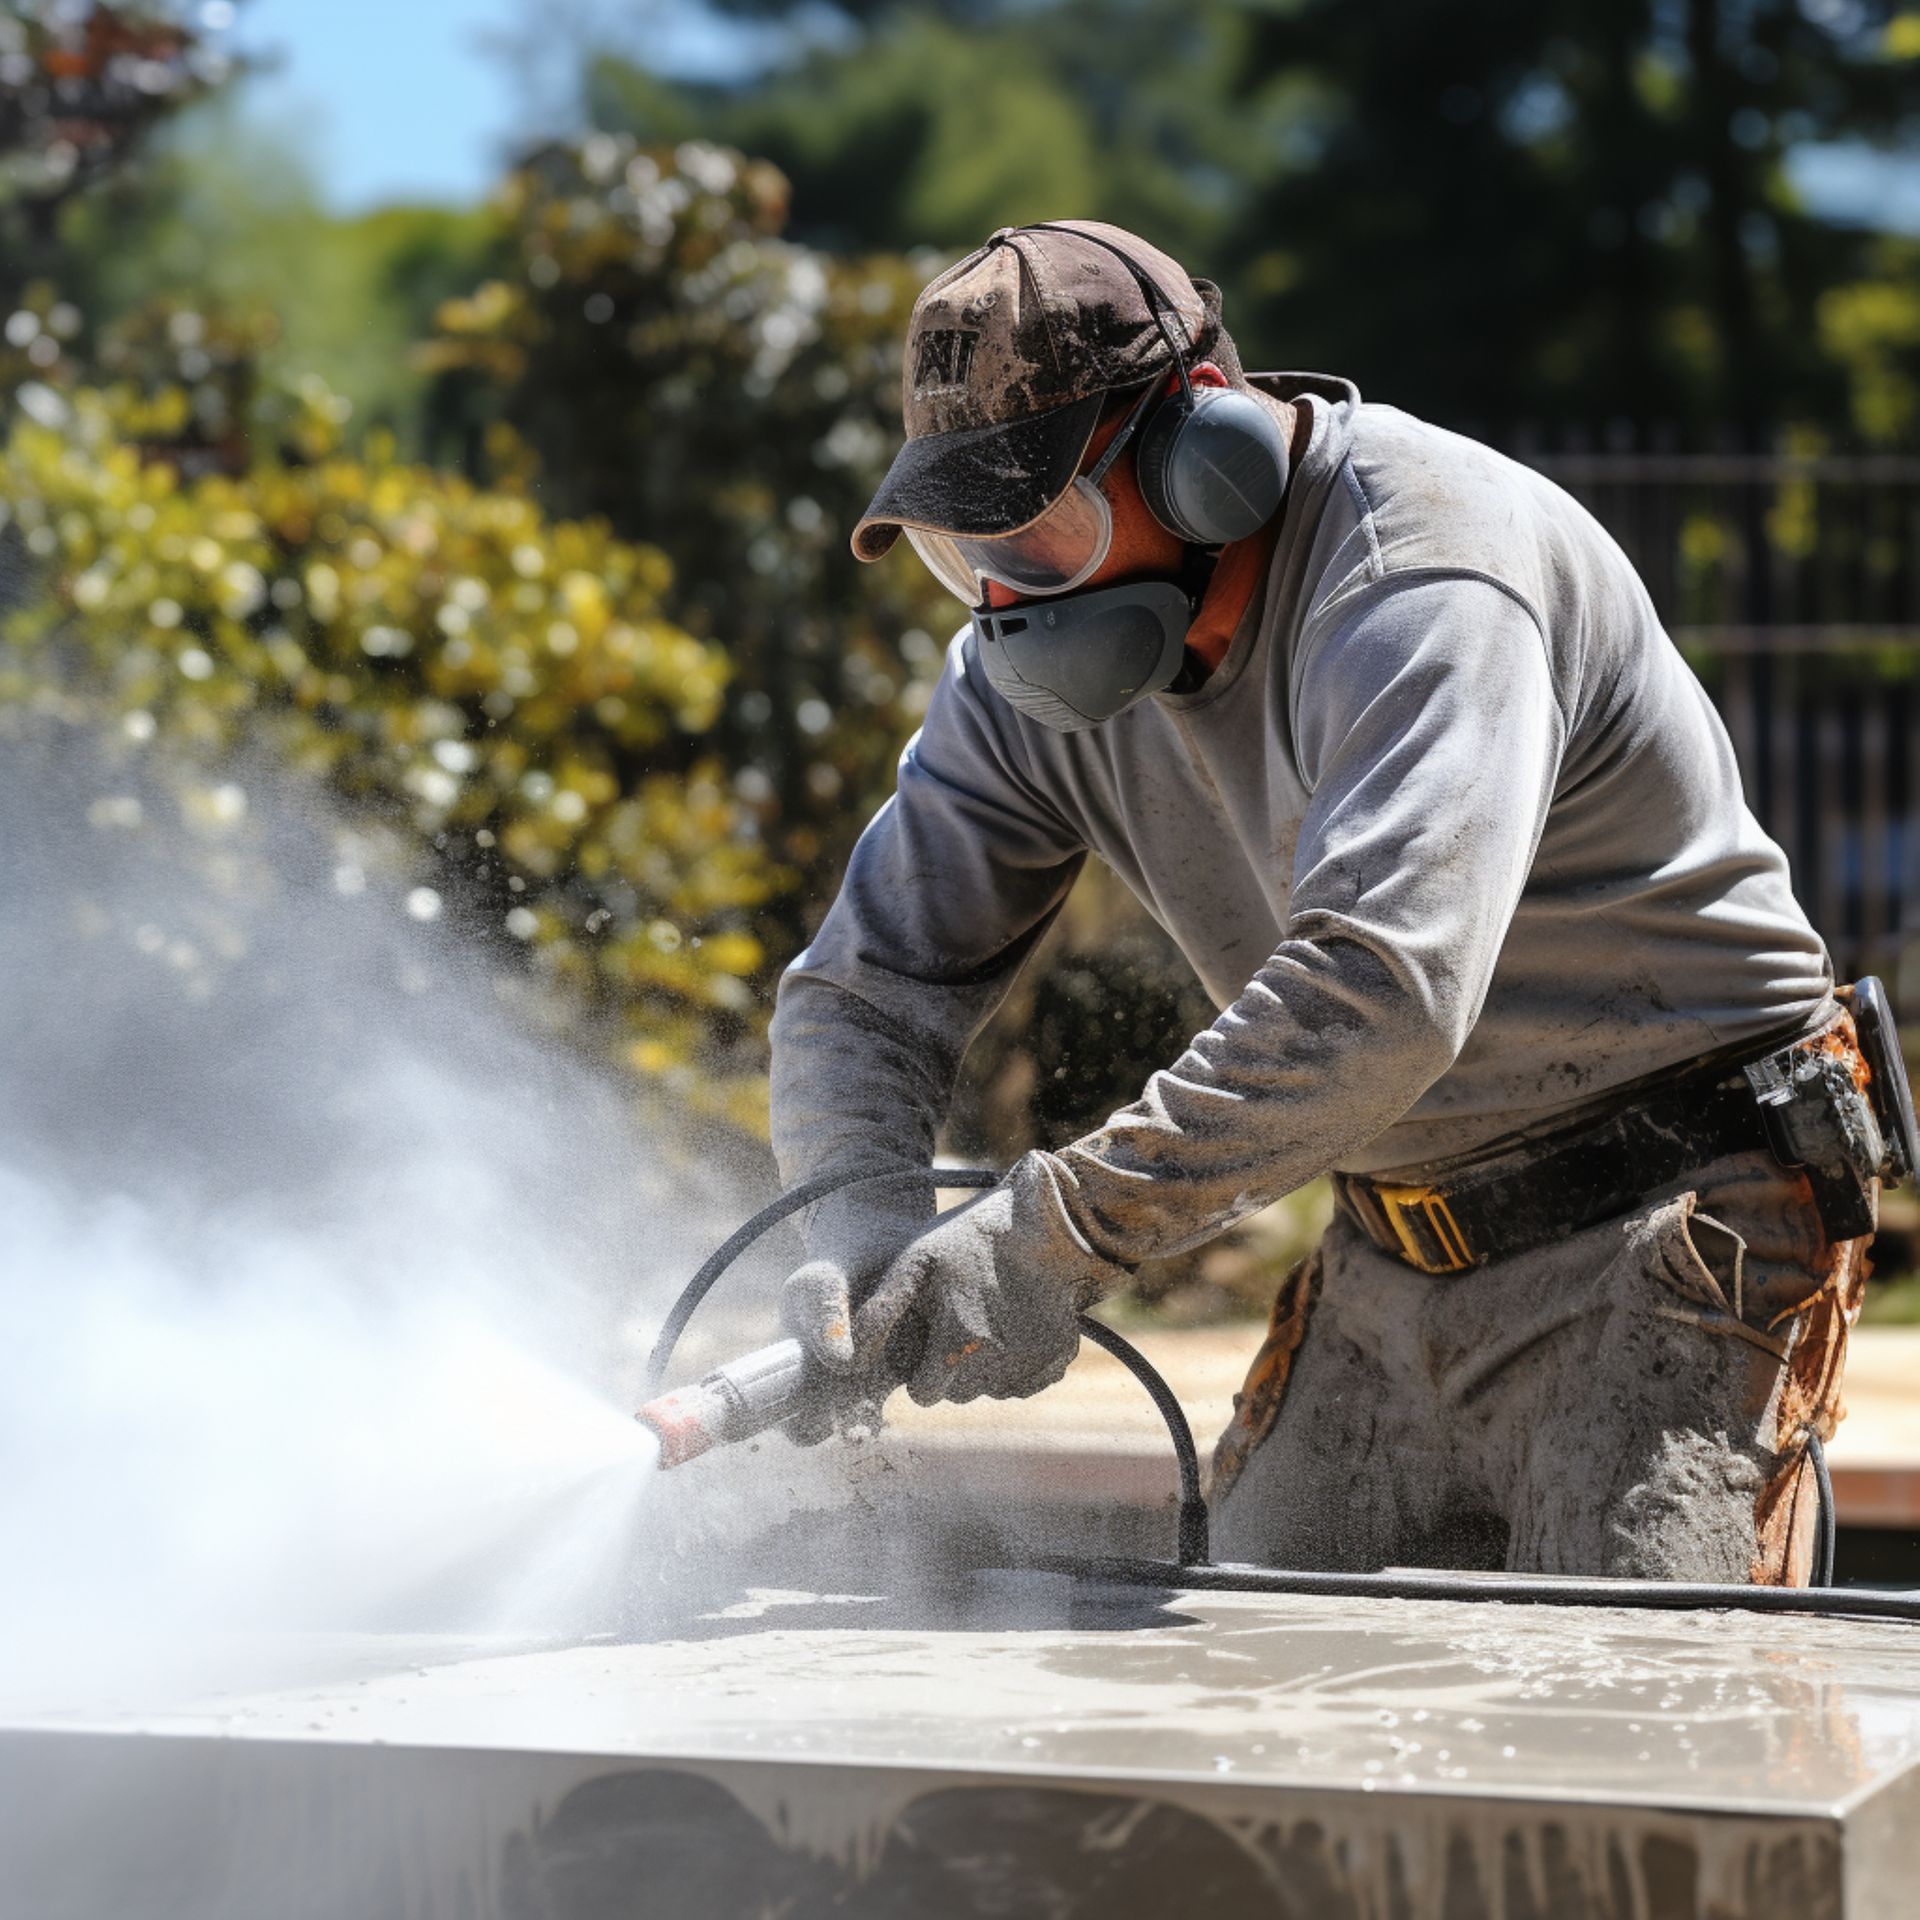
[850,393,1104,562]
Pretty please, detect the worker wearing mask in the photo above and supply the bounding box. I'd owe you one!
[769,220,1912,1585]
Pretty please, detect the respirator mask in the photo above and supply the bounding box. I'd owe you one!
[908,379,1191,731]
[906,229,1290,732]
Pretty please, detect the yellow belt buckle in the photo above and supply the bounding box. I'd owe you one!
[1373,1182,1474,1274]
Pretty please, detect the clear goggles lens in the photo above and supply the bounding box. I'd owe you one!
[905,477,1114,607]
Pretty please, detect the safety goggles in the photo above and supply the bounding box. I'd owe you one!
[905,375,1161,606]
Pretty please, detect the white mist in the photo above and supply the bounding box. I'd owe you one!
[0,721,734,1703]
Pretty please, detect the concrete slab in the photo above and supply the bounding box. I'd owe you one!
[7,1576,1920,1918]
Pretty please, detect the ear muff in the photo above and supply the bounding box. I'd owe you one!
[1133,385,1291,547]
[1008,222,1291,547]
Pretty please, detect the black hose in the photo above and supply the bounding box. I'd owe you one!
[1075,1317,1209,1566]
[1809,1430,1837,1589]
[1052,1556,1920,1624]
[644,1166,1000,1391]
[649,1164,1211,1564]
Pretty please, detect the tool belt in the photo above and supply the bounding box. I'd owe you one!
[1336,979,1916,1276]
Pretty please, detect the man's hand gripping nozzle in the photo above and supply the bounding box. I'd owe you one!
[637,1152,1121,1451]
[633,1156,1125,1461]
[632,1157,1211,1564]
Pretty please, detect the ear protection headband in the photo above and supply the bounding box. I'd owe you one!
[1016,225,1291,547]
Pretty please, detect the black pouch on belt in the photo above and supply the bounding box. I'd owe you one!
[1851,977,1920,1185]
[1338,978,1917,1273]
[1749,976,1919,1241]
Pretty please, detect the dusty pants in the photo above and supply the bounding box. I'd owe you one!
[1211,1150,1873,1584]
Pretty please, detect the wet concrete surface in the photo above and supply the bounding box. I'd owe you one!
[7,1575,1920,1917]
[14,1578,1919,1807]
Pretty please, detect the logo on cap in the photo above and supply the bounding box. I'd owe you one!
[912,327,980,392]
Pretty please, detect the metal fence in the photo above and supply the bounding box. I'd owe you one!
[1528,452,1920,1015]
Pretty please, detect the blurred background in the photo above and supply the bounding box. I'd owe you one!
[4,0,1919,1320]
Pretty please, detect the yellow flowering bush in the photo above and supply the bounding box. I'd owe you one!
[0,386,788,1117]
[419,136,956,906]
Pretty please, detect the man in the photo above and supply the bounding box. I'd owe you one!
[769,219,1888,1585]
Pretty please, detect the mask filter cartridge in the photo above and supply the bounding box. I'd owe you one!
[974,580,1192,732]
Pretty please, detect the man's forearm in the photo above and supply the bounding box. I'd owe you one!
[1041,576,1566,1267]
[1052,931,1460,1265]
[768,973,961,1260]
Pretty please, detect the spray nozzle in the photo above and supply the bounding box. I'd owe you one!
[634,1337,812,1468]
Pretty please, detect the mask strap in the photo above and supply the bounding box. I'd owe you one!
[1017,222,1200,411]
[1144,298,1198,410]
[1084,376,1164,488]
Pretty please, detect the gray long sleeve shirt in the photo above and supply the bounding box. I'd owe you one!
[771,374,1831,1267]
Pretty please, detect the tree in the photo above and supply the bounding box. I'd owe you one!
[580,0,1262,262]
[0,1,230,305]
[1225,0,1920,444]
[419,134,956,917]
[577,0,1920,447]
[1,377,786,1122]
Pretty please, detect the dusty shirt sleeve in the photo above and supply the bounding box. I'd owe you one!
[1053,575,1566,1264]
[769,641,1087,1250]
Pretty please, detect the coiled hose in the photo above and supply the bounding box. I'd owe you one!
[644,1166,1207,1564]
[648,1166,1911,1620]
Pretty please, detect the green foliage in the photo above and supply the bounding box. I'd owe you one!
[0,1,228,267]
[0,279,83,390]
[43,96,500,448]
[586,0,1920,448]
[3,16,491,451]
[585,1,1256,260]
[420,133,956,901]
[1821,239,1920,443]
[1225,0,1917,442]
[0,385,787,1127]
[3,277,360,472]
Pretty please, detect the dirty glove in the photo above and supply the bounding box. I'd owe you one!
[779,1171,934,1445]
[853,1151,1131,1409]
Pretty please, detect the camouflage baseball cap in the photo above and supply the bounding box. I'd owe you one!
[851,220,1220,563]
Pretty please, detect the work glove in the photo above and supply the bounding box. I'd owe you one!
[852,1151,1131,1410]
[780,1169,934,1445]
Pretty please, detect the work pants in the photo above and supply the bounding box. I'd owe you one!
[1211,1149,1873,1585]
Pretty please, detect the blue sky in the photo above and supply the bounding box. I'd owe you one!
[230,0,1920,230]
[232,0,764,215]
